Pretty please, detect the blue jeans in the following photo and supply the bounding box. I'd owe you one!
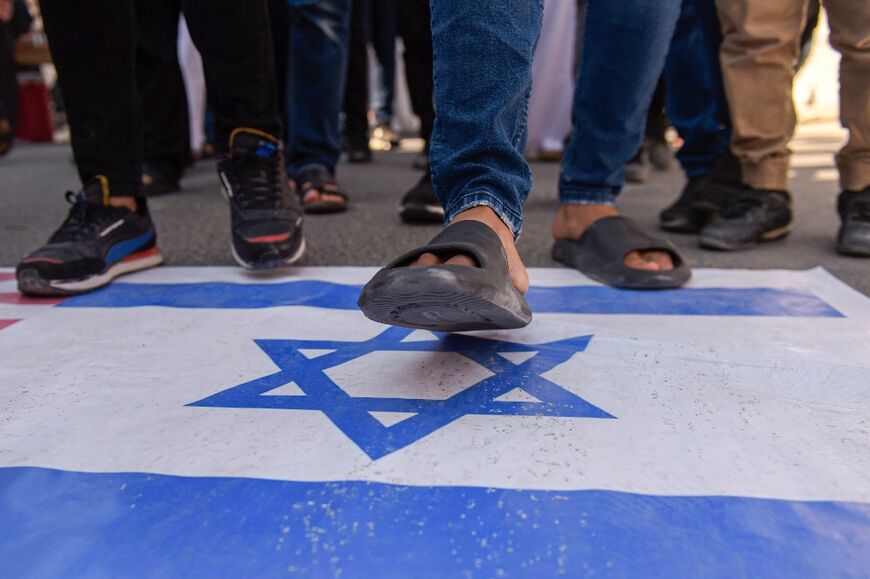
[430,0,680,235]
[285,0,351,177]
[664,0,731,178]
[559,0,681,206]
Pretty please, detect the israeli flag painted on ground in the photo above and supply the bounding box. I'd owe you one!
[1,266,868,578]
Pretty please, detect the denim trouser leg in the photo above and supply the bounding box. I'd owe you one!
[665,0,730,178]
[430,0,544,236]
[560,0,681,205]
[285,0,351,177]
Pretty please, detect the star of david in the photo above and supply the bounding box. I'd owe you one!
[190,327,614,459]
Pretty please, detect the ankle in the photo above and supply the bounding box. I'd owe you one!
[553,204,619,239]
[451,206,515,246]
[108,196,138,212]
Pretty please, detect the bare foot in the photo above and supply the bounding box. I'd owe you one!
[410,206,530,294]
[552,204,673,271]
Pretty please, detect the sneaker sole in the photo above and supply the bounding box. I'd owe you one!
[231,236,307,270]
[699,224,793,251]
[17,247,164,296]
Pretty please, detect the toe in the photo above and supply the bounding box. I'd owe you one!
[444,254,477,268]
[624,251,662,271]
[411,252,442,267]
[644,250,674,271]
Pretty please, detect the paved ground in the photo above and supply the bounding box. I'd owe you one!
[1,120,866,295]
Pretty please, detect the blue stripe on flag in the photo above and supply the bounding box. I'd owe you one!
[58,280,844,317]
[1,467,867,578]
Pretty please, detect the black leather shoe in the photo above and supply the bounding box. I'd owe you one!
[699,187,793,251]
[837,186,870,257]
[659,175,710,233]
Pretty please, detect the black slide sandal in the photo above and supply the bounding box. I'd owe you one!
[358,221,532,332]
[552,216,691,289]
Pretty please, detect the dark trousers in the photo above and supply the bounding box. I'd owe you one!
[664,0,730,178]
[0,1,32,131]
[396,0,434,146]
[368,0,395,125]
[134,0,189,175]
[284,0,352,176]
[645,78,668,142]
[40,0,281,197]
[343,0,369,146]
[0,26,16,129]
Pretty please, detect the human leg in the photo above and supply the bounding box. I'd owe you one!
[823,0,870,256]
[699,0,805,251]
[358,0,545,330]
[285,0,352,212]
[184,0,305,267]
[554,0,687,284]
[134,0,189,195]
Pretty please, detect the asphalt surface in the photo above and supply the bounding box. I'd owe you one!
[1,120,867,295]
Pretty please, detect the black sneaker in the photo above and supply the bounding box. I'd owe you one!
[659,175,710,233]
[837,186,870,257]
[16,181,162,296]
[219,129,305,269]
[399,171,444,224]
[691,150,743,214]
[699,186,793,251]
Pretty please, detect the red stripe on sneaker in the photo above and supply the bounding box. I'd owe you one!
[0,319,21,331]
[0,293,67,305]
[20,257,64,265]
[0,273,15,281]
[121,246,161,262]
[244,233,291,244]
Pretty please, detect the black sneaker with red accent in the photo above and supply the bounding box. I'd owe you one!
[16,181,162,296]
[219,129,305,269]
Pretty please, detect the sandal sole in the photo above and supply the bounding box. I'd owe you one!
[359,267,531,333]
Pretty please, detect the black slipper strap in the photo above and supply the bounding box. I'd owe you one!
[385,220,509,277]
[578,216,684,267]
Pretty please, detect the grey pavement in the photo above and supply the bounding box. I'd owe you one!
[0,120,866,295]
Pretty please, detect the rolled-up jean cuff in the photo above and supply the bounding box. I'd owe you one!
[559,188,617,206]
[444,190,524,237]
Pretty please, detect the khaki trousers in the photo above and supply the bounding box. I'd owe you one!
[716,0,870,191]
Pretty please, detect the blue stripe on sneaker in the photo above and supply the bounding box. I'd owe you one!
[105,231,155,265]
